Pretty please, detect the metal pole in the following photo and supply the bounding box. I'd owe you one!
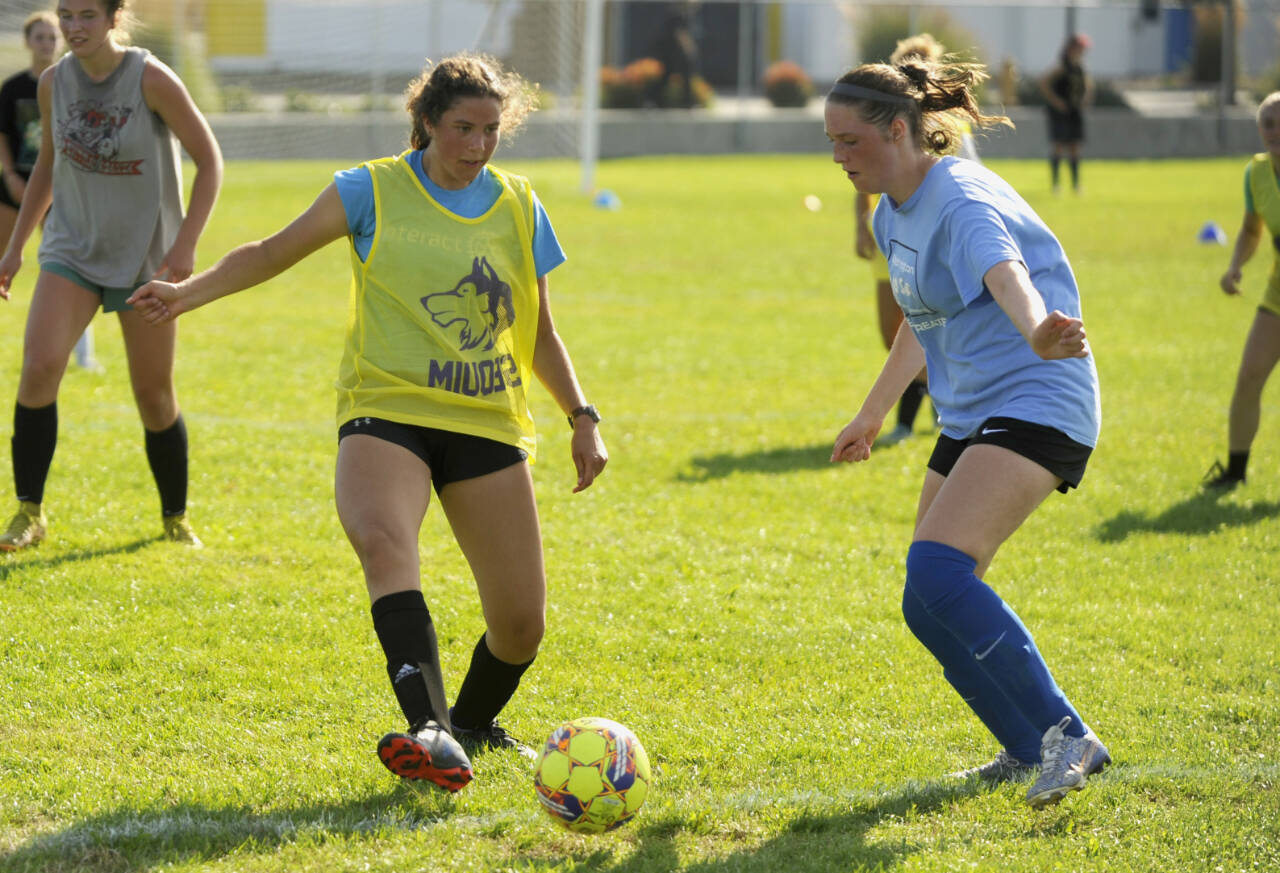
[580,0,603,193]
[1220,0,1236,107]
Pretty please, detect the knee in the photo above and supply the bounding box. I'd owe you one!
[901,584,931,636]
[1235,358,1275,393]
[133,386,178,429]
[487,609,545,663]
[19,346,67,394]
[346,519,412,571]
[904,540,979,613]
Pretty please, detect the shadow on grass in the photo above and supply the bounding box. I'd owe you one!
[677,443,835,482]
[512,778,987,872]
[0,537,155,580]
[2,779,990,873]
[1094,489,1280,542]
[2,784,462,873]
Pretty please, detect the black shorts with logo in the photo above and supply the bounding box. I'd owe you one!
[338,416,528,495]
[926,416,1092,494]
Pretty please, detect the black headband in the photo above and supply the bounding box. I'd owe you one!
[827,82,915,106]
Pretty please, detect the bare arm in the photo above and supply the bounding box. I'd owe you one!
[0,130,22,204]
[530,275,608,492]
[1221,210,1264,296]
[831,319,927,463]
[984,259,1088,359]
[0,68,54,299]
[142,57,223,281]
[127,183,349,320]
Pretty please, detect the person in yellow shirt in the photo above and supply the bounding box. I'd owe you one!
[1205,92,1280,489]
[129,53,608,792]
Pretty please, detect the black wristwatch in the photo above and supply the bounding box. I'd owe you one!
[567,404,601,428]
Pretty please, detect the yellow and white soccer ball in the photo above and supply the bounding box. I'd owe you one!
[533,716,652,833]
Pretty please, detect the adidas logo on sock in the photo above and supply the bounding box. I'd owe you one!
[393,663,421,683]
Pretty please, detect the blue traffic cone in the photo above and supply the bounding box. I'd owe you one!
[1198,221,1227,245]
[592,189,622,211]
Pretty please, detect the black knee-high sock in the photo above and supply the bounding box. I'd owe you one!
[1049,155,1060,187]
[896,380,929,431]
[144,415,188,517]
[1227,450,1249,480]
[1069,157,1080,189]
[450,633,534,730]
[372,589,452,732]
[12,402,57,505]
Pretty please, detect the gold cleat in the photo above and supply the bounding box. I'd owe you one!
[0,502,47,551]
[163,514,203,549]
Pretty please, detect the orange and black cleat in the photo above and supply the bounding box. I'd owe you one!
[377,720,474,793]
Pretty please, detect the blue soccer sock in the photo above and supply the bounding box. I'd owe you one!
[905,540,1085,742]
[902,585,1043,762]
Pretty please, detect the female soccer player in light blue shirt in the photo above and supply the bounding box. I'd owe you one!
[825,56,1109,808]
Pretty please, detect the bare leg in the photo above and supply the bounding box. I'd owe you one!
[1228,309,1280,453]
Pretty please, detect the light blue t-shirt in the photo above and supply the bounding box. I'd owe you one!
[333,151,566,277]
[873,156,1100,447]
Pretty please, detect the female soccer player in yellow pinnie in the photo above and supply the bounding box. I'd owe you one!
[129,53,608,792]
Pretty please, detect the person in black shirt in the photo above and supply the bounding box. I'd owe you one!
[1038,34,1092,194]
[0,12,59,241]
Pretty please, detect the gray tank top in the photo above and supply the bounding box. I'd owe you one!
[39,47,183,287]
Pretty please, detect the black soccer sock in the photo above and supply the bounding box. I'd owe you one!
[1069,157,1080,189]
[144,414,189,517]
[896,380,929,431]
[1227,450,1249,481]
[372,589,453,732]
[12,401,57,505]
[1049,156,1060,187]
[450,633,534,731]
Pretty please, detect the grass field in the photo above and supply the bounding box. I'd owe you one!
[0,154,1277,873]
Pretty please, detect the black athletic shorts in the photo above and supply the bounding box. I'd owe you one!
[926,416,1092,494]
[1047,109,1085,145]
[338,416,528,495]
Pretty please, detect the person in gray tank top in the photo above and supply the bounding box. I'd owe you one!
[0,0,223,550]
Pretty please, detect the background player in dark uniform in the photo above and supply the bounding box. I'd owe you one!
[1039,33,1092,194]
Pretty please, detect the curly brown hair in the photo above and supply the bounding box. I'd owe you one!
[404,53,537,150]
[828,58,1010,156]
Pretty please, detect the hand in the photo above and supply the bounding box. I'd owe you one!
[570,421,608,493]
[831,414,880,464]
[126,278,187,324]
[1220,268,1243,296]
[1030,310,1089,360]
[0,250,22,301]
[153,242,196,283]
[855,223,876,260]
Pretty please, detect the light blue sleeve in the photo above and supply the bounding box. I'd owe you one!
[531,190,567,278]
[333,165,375,262]
[945,201,1023,306]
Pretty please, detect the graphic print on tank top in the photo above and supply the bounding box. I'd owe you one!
[57,98,141,175]
[420,256,516,353]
